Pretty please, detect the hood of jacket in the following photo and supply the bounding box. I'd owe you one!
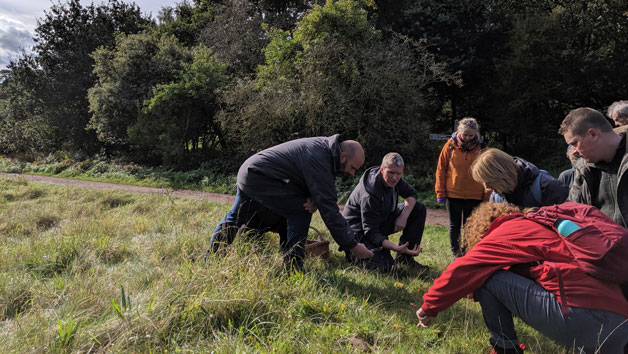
[327,134,344,177]
[360,165,391,197]
[514,157,539,187]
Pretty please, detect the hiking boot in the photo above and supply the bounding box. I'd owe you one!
[488,343,525,354]
[395,255,429,271]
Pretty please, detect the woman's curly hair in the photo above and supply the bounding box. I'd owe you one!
[463,202,523,250]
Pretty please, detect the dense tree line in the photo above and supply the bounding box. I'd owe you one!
[0,0,626,172]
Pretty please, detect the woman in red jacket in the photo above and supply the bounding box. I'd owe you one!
[435,117,486,256]
[416,203,628,354]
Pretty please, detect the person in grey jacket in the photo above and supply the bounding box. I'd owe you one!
[342,153,427,272]
[560,107,628,228]
[205,134,373,270]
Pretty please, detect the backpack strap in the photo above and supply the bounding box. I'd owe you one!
[545,261,571,317]
[530,169,549,205]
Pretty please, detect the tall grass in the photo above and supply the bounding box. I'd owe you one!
[0,177,562,353]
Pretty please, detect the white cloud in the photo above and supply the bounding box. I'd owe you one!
[0,14,35,68]
[0,0,177,69]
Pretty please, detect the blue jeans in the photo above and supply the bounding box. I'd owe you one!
[476,270,628,353]
[209,188,312,266]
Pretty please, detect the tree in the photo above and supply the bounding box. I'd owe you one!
[0,0,150,154]
[129,46,227,166]
[88,32,190,149]
[220,0,458,168]
[198,0,269,77]
[371,0,504,132]
[0,56,51,153]
[480,0,628,158]
[154,0,213,46]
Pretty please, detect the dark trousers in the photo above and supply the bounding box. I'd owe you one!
[208,188,312,267]
[446,198,481,255]
[351,202,426,272]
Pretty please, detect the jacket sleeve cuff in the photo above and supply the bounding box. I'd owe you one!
[367,233,386,247]
[421,305,438,318]
[342,238,358,251]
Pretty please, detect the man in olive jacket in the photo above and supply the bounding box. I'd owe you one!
[205,134,373,269]
[560,107,628,228]
[342,153,427,272]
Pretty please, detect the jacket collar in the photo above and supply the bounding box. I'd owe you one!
[327,134,343,176]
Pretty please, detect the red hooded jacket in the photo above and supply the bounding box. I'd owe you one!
[421,216,628,319]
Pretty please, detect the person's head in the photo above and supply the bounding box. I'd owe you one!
[457,117,480,144]
[463,202,522,250]
[566,145,579,165]
[559,107,616,163]
[470,148,517,194]
[379,152,404,188]
[607,100,628,127]
[339,140,365,176]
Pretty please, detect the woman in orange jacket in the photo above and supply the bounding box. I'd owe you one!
[435,117,486,256]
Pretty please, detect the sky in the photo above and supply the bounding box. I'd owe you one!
[0,0,177,69]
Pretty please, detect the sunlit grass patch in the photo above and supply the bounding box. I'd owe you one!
[0,177,565,353]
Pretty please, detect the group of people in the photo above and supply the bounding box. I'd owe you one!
[204,103,628,353]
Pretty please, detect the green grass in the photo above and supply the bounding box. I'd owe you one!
[0,177,563,353]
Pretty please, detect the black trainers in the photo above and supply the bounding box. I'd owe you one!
[395,255,429,271]
[489,343,525,354]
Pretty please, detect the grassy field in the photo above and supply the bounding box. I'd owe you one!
[0,178,562,353]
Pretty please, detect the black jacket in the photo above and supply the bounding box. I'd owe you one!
[504,157,568,207]
[342,166,418,247]
[237,134,358,250]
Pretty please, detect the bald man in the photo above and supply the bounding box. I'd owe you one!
[204,134,373,270]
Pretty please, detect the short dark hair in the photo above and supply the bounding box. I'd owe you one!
[559,107,613,136]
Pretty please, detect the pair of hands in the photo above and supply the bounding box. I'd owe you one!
[303,198,375,260]
[395,242,421,256]
[303,198,318,213]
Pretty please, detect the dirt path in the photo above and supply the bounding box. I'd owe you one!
[0,173,449,226]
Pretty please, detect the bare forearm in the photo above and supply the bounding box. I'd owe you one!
[399,197,416,220]
[382,239,399,252]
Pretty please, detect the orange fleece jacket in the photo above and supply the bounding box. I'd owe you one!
[435,138,485,200]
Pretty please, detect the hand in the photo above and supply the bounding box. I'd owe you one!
[350,243,374,259]
[303,198,318,214]
[436,197,446,204]
[416,308,435,328]
[396,242,421,256]
[394,215,408,233]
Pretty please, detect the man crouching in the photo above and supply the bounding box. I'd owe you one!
[342,152,427,272]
